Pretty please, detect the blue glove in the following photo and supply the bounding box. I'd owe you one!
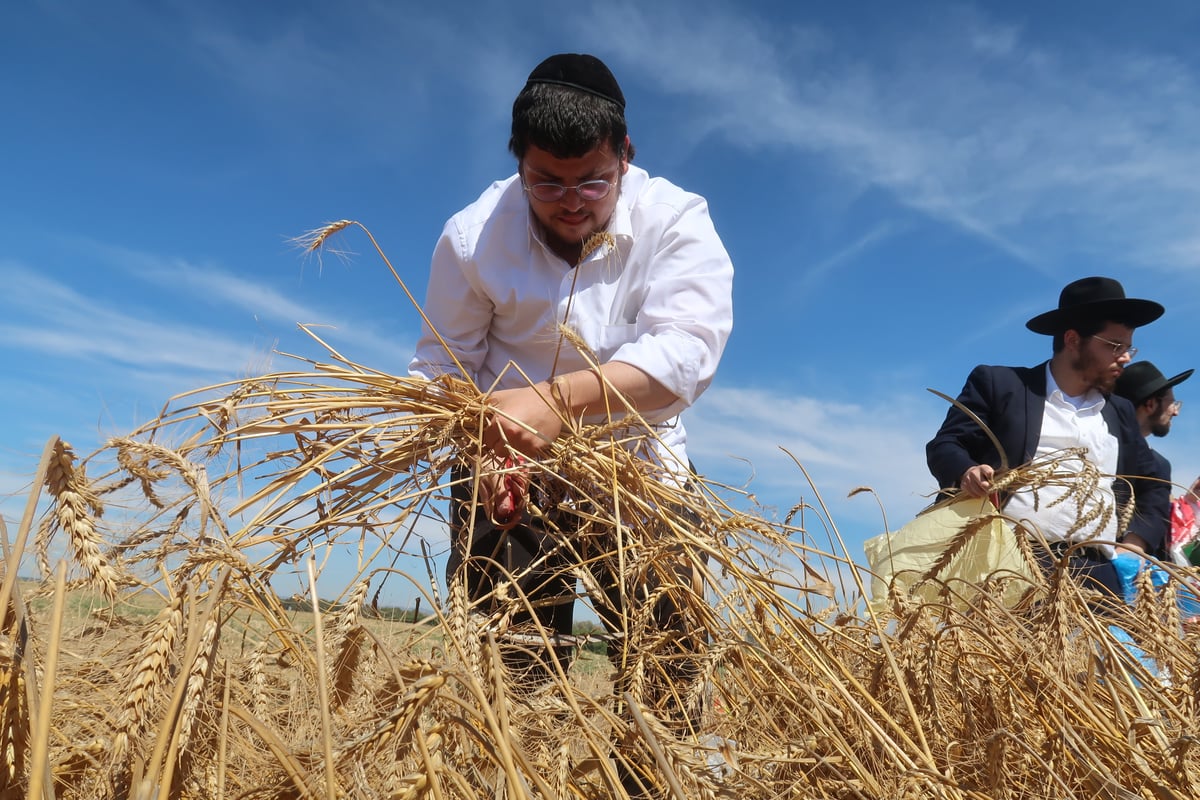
[1111,552,1143,606]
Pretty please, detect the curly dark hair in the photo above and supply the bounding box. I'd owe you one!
[509,83,635,162]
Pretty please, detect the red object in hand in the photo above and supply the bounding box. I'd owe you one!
[492,455,528,530]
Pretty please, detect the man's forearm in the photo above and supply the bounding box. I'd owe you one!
[547,362,678,419]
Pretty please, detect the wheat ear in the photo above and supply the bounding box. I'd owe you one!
[42,439,119,600]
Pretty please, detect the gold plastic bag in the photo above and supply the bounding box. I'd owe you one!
[863,496,1039,613]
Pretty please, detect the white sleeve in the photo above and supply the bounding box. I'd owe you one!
[609,193,734,420]
[407,217,493,382]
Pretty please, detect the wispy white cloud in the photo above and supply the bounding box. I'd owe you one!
[178,3,531,154]
[0,264,265,375]
[968,19,1020,57]
[791,221,903,299]
[135,257,320,328]
[0,244,421,506]
[686,385,939,538]
[50,2,1200,278]
[598,2,1200,275]
[149,258,419,369]
[14,236,418,373]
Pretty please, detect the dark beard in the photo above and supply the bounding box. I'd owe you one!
[1071,350,1117,394]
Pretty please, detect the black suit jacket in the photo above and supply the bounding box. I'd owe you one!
[926,362,1171,554]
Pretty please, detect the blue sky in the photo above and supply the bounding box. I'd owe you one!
[5,1,1200,602]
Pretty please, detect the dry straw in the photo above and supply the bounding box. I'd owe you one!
[3,222,1199,798]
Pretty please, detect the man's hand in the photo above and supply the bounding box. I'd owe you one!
[959,464,995,498]
[482,384,563,457]
[1118,533,1149,556]
[479,454,529,530]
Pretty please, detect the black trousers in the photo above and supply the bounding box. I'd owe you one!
[1033,540,1124,614]
[446,465,706,735]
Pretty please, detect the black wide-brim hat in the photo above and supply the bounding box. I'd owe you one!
[1114,361,1194,407]
[1025,276,1164,335]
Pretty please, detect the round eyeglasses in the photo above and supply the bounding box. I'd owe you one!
[523,178,614,203]
[1091,334,1137,360]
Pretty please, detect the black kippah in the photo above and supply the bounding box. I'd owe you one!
[524,53,626,110]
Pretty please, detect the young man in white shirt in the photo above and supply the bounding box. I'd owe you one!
[409,53,734,787]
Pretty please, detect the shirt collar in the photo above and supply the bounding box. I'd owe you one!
[1045,362,1106,412]
[608,185,634,240]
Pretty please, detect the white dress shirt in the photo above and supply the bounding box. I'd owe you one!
[1005,365,1120,553]
[409,165,734,477]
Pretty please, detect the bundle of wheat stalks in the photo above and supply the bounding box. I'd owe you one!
[3,223,1199,799]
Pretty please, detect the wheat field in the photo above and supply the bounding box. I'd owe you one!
[3,222,1199,799]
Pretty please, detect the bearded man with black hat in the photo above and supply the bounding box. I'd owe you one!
[1115,360,1190,445]
[1114,361,1192,559]
[409,53,733,792]
[927,277,1171,604]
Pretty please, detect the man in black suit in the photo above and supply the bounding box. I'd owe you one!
[927,276,1171,601]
